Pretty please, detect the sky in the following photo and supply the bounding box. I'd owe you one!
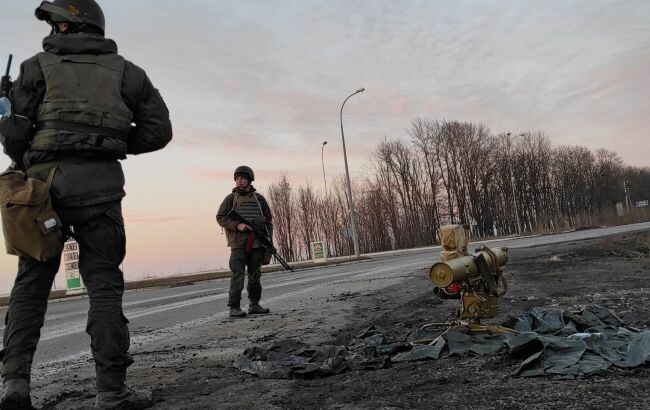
[0,0,648,294]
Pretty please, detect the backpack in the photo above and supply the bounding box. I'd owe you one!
[0,167,63,261]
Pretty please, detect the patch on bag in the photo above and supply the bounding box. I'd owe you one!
[37,213,61,235]
[44,217,57,229]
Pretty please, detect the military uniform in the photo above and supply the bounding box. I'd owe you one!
[0,8,171,407]
[216,176,273,314]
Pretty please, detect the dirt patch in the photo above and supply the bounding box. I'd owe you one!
[38,231,650,409]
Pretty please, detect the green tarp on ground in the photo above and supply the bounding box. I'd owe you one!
[233,305,650,379]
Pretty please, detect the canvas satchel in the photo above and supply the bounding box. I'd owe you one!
[0,167,63,261]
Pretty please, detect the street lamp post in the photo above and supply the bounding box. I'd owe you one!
[321,140,328,192]
[507,132,522,236]
[340,87,365,258]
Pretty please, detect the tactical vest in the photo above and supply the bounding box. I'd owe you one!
[234,192,265,248]
[31,52,133,158]
[235,193,264,221]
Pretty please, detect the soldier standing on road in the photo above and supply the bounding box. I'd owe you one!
[216,166,274,318]
[0,1,172,409]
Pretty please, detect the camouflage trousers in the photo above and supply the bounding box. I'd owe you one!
[227,247,266,308]
[1,201,133,391]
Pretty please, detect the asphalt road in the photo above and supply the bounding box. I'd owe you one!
[1,221,649,377]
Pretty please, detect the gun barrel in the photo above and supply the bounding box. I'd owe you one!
[5,55,12,77]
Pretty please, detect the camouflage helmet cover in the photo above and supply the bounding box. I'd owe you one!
[35,0,105,35]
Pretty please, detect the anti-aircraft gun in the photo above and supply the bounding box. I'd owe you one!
[428,224,512,333]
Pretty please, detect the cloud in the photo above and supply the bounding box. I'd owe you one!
[184,167,233,182]
[125,215,185,224]
[2,0,650,293]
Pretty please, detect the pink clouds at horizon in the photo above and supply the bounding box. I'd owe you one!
[1,0,649,295]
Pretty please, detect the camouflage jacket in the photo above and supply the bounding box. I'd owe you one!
[216,186,274,249]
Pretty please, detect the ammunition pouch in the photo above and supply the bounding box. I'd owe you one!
[0,167,63,261]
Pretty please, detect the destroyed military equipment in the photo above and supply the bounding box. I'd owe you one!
[429,224,509,328]
[0,167,63,261]
[227,209,294,272]
[233,305,650,380]
[233,327,393,379]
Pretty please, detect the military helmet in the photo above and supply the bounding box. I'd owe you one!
[234,166,254,182]
[35,0,105,35]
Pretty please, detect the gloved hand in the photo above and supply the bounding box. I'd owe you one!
[0,97,11,118]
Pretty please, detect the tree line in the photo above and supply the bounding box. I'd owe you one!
[265,119,650,261]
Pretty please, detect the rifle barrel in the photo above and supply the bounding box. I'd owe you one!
[5,54,12,77]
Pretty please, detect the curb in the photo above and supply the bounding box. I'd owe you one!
[0,256,370,307]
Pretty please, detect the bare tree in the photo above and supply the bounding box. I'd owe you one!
[265,118,647,263]
[266,174,297,262]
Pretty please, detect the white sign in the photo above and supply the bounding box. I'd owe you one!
[63,239,85,293]
[636,200,648,208]
[616,202,625,217]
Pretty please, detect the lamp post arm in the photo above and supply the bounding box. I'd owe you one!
[340,92,356,124]
[322,144,327,192]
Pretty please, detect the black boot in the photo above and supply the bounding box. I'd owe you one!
[248,304,270,315]
[0,378,33,410]
[229,307,247,318]
[95,385,153,409]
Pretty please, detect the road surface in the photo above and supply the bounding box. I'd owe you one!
[1,221,648,380]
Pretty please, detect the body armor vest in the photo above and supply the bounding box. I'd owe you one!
[234,193,265,249]
[31,52,133,157]
[236,193,263,221]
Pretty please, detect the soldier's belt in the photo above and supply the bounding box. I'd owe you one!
[36,120,128,141]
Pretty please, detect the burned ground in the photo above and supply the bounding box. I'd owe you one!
[41,230,649,409]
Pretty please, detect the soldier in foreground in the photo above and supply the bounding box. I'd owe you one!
[0,1,172,408]
[216,166,274,318]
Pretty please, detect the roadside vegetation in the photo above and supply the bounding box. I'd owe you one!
[266,119,650,260]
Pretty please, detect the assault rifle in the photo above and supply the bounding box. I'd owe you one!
[1,54,12,97]
[226,209,295,272]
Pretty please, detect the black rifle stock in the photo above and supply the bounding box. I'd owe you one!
[1,54,12,97]
[1,54,16,171]
[226,209,294,272]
